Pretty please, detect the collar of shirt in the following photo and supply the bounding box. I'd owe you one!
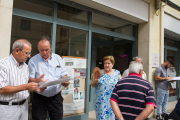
[128,73,142,78]
[10,54,24,67]
[40,53,53,62]
[161,64,167,71]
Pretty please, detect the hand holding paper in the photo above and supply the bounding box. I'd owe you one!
[38,77,71,88]
[167,76,180,81]
[36,73,48,92]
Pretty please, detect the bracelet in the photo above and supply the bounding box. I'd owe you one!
[118,118,124,120]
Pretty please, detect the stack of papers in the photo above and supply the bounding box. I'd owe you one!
[167,76,180,81]
[39,77,71,88]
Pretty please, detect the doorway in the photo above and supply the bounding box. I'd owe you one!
[89,32,134,111]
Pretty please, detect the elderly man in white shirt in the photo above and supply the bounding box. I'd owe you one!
[0,39,46,120]
[122,56,147,80]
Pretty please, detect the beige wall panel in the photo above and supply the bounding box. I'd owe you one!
[170,0,180,7]
[0,0,13,59]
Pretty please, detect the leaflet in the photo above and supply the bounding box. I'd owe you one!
[167,76,180,81]
[38,77,71,88]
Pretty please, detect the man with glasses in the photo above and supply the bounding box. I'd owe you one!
[0,39,44,120]
[28,36,70,120]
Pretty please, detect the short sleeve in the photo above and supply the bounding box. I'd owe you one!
[0,64,8,89]
[28,59,36,78]
[122,69,129,78]
[110,84,118,103]
[145,83,157,108]
[59,57,68,77]
[155,67,161,76]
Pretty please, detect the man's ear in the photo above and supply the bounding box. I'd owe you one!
[139,69,143,76]
[15,48,20,54]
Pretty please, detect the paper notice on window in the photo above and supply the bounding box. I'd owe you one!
[75,59,86,68]
[38,77,71,88]
[67,68,74,79]
[63,58,75,68]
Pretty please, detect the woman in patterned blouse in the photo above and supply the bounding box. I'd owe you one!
[91,55,122,120]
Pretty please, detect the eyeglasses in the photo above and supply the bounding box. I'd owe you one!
[19,49,31,56]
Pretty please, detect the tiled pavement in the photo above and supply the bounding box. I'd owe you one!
[88,108,174,120]
[89,100,177,120]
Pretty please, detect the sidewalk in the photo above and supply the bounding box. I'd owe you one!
[88,108,174,120]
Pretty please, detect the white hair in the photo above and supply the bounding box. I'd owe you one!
[12,39,32,53]
[133,56,143,62]
[129,61,143,74]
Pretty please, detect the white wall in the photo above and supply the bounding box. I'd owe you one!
[164,13,180,37]
[92,0,149,22]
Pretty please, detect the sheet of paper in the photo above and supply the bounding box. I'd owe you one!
[38,77,70,88]
[73,100,84,109]
[62,94,73,103]
[63,103,76,111]
[168,76,180,81]
[63,58,75,68]
[67,68,74,78]
[75,59,86,68]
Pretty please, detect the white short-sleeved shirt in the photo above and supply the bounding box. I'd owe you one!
[0,54,29,102]
[122,68,147,80]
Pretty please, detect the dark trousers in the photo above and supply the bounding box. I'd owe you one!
[32,92,63,120]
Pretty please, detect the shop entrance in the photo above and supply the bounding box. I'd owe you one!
[164,38,179,102]
[89,32,134,111]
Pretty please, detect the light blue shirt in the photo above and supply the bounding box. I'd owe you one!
[28,53,68,97]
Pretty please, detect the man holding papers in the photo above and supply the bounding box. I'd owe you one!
[155,59,174,120]
[28,36,70,120]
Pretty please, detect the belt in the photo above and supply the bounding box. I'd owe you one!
[0,99,26,105]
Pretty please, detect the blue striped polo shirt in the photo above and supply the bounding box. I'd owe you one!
[111,73,157,120]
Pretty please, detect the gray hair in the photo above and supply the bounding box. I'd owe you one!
[129,61,143,74]
[12,39,32,53]
[133,56,143,62]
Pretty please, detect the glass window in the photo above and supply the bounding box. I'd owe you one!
[56,25,87,117]
[57,3,88,25]
[165,38,178,48]
[166,49,177,97]
[11,15,52,57]
[13,0,53,16]
[56,25,87,57]
[92,13,134,36]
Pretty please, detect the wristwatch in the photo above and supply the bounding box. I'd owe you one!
[118,118,124,120]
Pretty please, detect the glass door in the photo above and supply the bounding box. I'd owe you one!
[164,38,179,102]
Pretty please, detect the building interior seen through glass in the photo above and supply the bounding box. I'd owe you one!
[57,3,88,25]
[92,12,134,36]
[11,15,52,58]
[167,49,178,97]
[55,25,87,57]
[13,0,53,16]
[90,32,133,79]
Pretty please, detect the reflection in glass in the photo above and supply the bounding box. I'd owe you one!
[92,13,134,36]
[166,38,178,48]
[13,0,53,16]
[11,16,52,57]
[57,3,88,25]
[167,49,177,97]
[56,25,87,57]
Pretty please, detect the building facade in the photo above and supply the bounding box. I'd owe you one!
[0,0,180,119]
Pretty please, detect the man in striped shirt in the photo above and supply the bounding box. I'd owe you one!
[0,39,44,120]
[110,61,157,120]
